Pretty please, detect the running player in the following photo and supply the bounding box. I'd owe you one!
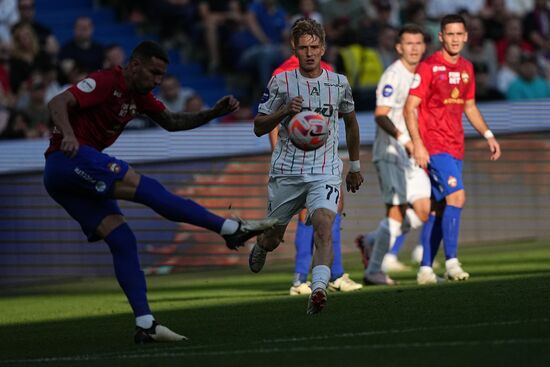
[404,14,501,282]
[270,54,362,296]
[43,41,278,343]
[355,24,431,285]
[249,18,363,314]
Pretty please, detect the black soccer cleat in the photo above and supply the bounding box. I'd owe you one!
[223,218,278,250]
[134,321,188,344]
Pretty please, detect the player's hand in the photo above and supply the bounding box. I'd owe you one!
[286,96,303,116]
[487,137,501,161]
[213,95,240,116]
[61,134,79,158]
[412,142,430,169]
[404,141,414,155]
[346,171,364,193]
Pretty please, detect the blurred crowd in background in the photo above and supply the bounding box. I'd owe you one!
[1,0,550,140]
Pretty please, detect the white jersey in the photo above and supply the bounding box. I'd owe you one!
[372,59,414,165]
[258,69,354,177]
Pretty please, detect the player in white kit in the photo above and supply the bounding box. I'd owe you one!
[356,24,432,285]
[249,18,364,314]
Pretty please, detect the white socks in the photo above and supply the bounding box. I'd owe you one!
[136,314,155,329]
[311,265,330,291]
[220,219,240,235]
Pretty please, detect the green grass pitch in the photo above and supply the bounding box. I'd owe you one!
[1,239,549,366]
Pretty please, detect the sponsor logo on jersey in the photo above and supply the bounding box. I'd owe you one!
[411,74,421,89]
[461,71,469,83]
[260,88,270,103]
[310,86,320,96]
[448,72,460,84]
[108,162,121,174]
[444,88,464,104]
[119,103,137,117]
[113,90,122,97]
[433,65,446,72]
[77,78,96,93]
[447,176,457,188]
[302,104,334,118]
[323,82,344,88]
[382,84,394,97]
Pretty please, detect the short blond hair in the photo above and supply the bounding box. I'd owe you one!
[291,18,325,48]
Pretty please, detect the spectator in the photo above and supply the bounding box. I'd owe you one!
[480,0,514,41]
[357,0,394,47]
[495,16,535,64]
[523,0,550,53]
[238,0,288,93]
[183,94,207,113]
[473,62,504,100]
[0,40,14,107]
[146,0,197,46]
[497,43,522,93]
[41,63,62,103]
[157,74,195,112]
[20,73,49,137]
[15,0,59,57]
[198,0,243,73]
[103,44,126,69]
[375,25,398,69]
[219,98,254,123]
[320,0,366,42]
[0,110,30,139]
[462,16,499,89]
[0,0,18,43]
[58,17,104,76]
[9,22,50,94]
[289,0,323,26]
[507,52,550,99]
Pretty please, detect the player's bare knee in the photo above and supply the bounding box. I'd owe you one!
[114,168,141,199]
[96,214,126,239]
[447,189,466,207]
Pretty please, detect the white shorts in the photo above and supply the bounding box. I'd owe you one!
[266,175,342,225]
[375,159,430,206]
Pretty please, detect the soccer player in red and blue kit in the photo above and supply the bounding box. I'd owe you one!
[43,41,277,343]
[404,14,501,283]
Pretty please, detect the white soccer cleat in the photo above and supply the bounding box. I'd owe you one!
[381,254,411,272]
[411,244,423,264]
[417,266,445,285]
[290,281,312,296]
[248,244,268,273]
[328,273,363,292]
[445,258,470,281]
[363,271,396,286]
[223,217,279,250]
[134,322,188,344]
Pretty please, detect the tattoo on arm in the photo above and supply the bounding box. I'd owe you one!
[150,110,217,132]
[375,115,399,138]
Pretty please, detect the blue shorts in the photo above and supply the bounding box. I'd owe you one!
[43,146,129,242]
[428,153,464,202]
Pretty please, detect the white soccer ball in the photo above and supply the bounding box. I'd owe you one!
[287,111,329,151]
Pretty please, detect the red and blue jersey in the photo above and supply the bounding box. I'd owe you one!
[46,66,165,155]
[408,51,475,160]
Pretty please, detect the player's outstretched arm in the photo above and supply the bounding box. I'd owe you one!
[48,90,79,158]
[254,96,303,137]
[150,95,239,132]
[404,94,429,168]
[464,99,501,161]
[342,111,364,193]
[374,106,413,153]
